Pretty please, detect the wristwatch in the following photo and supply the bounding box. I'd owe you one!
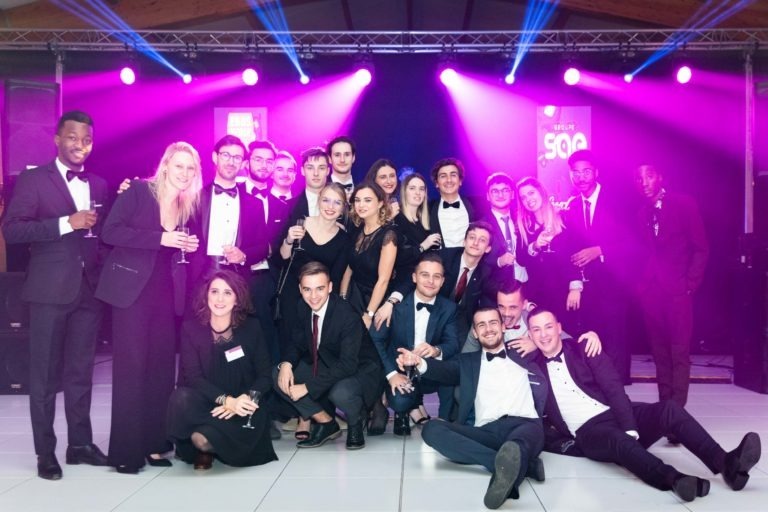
[366,310,375,318]
[386,297,400,306]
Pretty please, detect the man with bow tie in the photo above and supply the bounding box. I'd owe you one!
[369,253,459,432]
[528,306,760,502]
[2,111,109,479]
[396,306,547,509]
[327,135,356,199]
[428,158,482,251]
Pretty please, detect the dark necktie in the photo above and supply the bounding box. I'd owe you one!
[486,350,507,362]
[443,200,460,209]
[454,267,470,303]
[416,302,434,313]
[66,170,89,182]
[214,183,237,198]
[311,313,320,376]
[501,215,513,243]
[545,350,564,363]
[583,199,592,231]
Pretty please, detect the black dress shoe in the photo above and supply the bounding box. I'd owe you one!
[696,477,711,497]
[671,474,698,502]
[346,422,365,450]
[193,451,213,470]
[484,441,521,510]
[37,454,62,480]
[145,455,172,467]
[66,444,108,466]
[115,465,140,475]
[393,412,411,437]
[367,401,388,436]
[526,456,545,482]
[723,432,761,491]
[297,419,341,448]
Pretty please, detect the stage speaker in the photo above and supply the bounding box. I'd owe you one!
[0,272,29,394]
[733,241,768,394]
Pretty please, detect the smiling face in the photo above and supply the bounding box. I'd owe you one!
[375,165,398,196]
[487,181,513,211]
[273,156,297,189]
[471,309,504,352]
[352,187,383,221]
[213,143,244,183]
[318,187,345,221]
[463,227,492,258]
[569,159,598,196]
[497,290,525,330]
[330,141,355,175]
[518,184,544,213]
[299,272,332,312]
[412,260,445,300]
[55,120,93,170]
[528,310,563,358]
[165,150,199,193]
[435,164,462,198]
[249,148,275,183]
[404,176,427,208]
[207,278,237,320]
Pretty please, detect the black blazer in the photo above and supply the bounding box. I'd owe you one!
[282,294,383,407]
[428,194,483,244]
[287,192,310,226]
[369,292,459,375]
[439,250,495,341]
[482,210,525,268]
[2,161,108,304]
[533,338,637,440]
[424,349,548,426]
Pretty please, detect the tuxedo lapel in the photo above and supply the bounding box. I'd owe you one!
[46,164,78,213]
[399,294,416,349]
[425,299,440,344]
[201,184,213,240]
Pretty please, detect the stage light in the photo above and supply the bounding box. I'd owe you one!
[676,65,692,84]
[440,68,459,87]
[300,74,310,85]
[182,73,192,84]
[624,73,634,84]
[242,67,259,86]
[119,66,135,85]
[504,72,515,85]
[354,68,372,87]
[564,67,580,86]
[543,105,557,118]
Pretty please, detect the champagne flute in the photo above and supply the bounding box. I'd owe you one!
[83,199,101,239]
[219,231,235,265]
[242,389,262,430]
[178,226,190,264]
[294,218,306,251]
[542,227,555,254]
[403,352,419,387]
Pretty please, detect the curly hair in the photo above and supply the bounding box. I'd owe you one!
[349,181,390,227]
[192,270,253,328]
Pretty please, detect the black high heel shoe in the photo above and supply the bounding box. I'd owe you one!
[367,401,389,436]
[146,454,172,467]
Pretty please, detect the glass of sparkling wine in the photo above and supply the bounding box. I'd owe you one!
[83,200,101,238]
[242,390,262,429]
[178,226,190,264]
[295,218,306,251]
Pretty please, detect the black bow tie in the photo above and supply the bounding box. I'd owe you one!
[486,350,507,362]
[214,183,237,198]
[443,200,460,209]
[416,302,434,312]
[506,324,521,331]
[66,170,89,182]
[338,183,354,191]
[545,350,564,363]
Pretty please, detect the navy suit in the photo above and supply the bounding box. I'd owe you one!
[440,250,496,346]
[2,161,107,456]
[536,339,726,491]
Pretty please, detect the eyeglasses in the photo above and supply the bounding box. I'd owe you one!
[250,156,275,167]
[570,168,595,178]
[218,152,244,164]
[489,188,512,197]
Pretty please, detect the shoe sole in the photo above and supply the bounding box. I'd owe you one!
[38,472,62,480]
[728,432,761,491]
[296,429,342,449]
[673,475,698,502]
[346,443,366,450]
[484,442,521,510]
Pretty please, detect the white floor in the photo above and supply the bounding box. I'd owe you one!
[0,356,767,512]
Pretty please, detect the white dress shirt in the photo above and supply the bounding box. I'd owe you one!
[438,196,469,248]
[305,189,320,217]
[545,352,609,436]
[490,209,528,282]
[581,182,602,228]
[312,298,330,347]
[56,158,91,236]
[206,184,241,256]
[474,351,538,427]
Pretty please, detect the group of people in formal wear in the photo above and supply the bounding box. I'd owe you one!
[1,110,760,509]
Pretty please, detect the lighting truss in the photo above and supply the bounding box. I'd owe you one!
[0,28,765,54]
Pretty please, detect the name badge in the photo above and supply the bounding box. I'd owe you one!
[225,346,245,362]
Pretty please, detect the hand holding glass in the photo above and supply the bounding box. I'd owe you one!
[219,231,236,264]
[242,390,262,429]
[178,226,190,264]
[294,218,306,251]
[83,200,101,238]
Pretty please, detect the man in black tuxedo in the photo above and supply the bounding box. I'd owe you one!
[563,149,632,383]
[396,307,547,509]
[275,262,383,450]
[287,147,331,225]
[528,307,761,502]
[2,110,108,479]
[327,135,356,199]
[270,150,298,202]
[428,158,482,252]
[440,221,496,346]
[484,173,528,282]
[370,253,459,430]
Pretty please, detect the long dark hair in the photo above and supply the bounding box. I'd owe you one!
[193,270,253,328]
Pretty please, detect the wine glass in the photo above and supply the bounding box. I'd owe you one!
[542,227,555,254]
[242,389,262,430]
[219,231,236,264]
[579,267,589,283]
[83,199,101,239]
[178,226,190,264]
[403,352,419,387]
[294,218,306,251]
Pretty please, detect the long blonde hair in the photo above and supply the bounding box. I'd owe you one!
[398,173,430,230]
[147,141,202,226]
[515,176,564,246]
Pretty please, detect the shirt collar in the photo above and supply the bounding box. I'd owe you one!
[582,182,601,205]
[313,297,330,320]
[459,254,478,272]
[56,157,84,176]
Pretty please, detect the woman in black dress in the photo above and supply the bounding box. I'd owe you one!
[340,182,398,330]
[364,158,400,220]
[167,270,278,470]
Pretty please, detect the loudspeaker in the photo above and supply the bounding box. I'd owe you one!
[0,272,29,394]
[733,242,768,394]
[1,79,59,179]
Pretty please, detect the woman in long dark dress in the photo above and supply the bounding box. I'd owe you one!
[167,270,278,470]
[515,176,581,326]
[339,182,398,330]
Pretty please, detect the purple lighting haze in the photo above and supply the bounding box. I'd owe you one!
[242,68,259,86]
[440,68,459,87]
[564,67,580,86]
[676,65,692,84]
[354,68,372,87]
[119,67,135,85]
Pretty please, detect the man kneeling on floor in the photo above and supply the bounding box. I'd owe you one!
[396,307,547,509]
[527,306,761,502]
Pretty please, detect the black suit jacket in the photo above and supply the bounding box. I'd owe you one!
[2,161,108,304]
[282,294,383,407]
[534,338,637,441]
[482,210,525,268]
[424,349,548,426]
[428,194,483,245]
[440,250,495,341]
[369,292,459,375]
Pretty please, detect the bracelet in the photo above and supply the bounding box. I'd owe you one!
[215,394,226,406]
[386,297,400,306]
[283,238,292,246]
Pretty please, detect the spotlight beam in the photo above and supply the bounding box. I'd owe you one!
[247,0,306,80]
[509,0,560,81]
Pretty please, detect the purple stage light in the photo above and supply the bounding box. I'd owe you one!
[354,68,372,87]
[564,67,580,86]
[119,67,135,85]
[623,73,634,84]
[676,65,692,84]
[504,72,515,85]
[242,68,259,86]
[182,73,192,84]
[440,68,459,87]
[300,74,310,85]
[543,105,557,118]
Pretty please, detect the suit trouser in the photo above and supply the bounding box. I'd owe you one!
[640,287,693,407]
[272,362,366,425]
[386,377,453,419]
[108,293,176,469]
[28,277,102,455]
[249,269,280,365]
[422,415,544,486]
[575,401,726,490]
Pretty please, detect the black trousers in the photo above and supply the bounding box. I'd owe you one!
[386,376,453,419]
[575,401,726,490]
[249,269,280,365]
[28,277,102,455]
[272,362,366,426]
[422,415,544,487]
